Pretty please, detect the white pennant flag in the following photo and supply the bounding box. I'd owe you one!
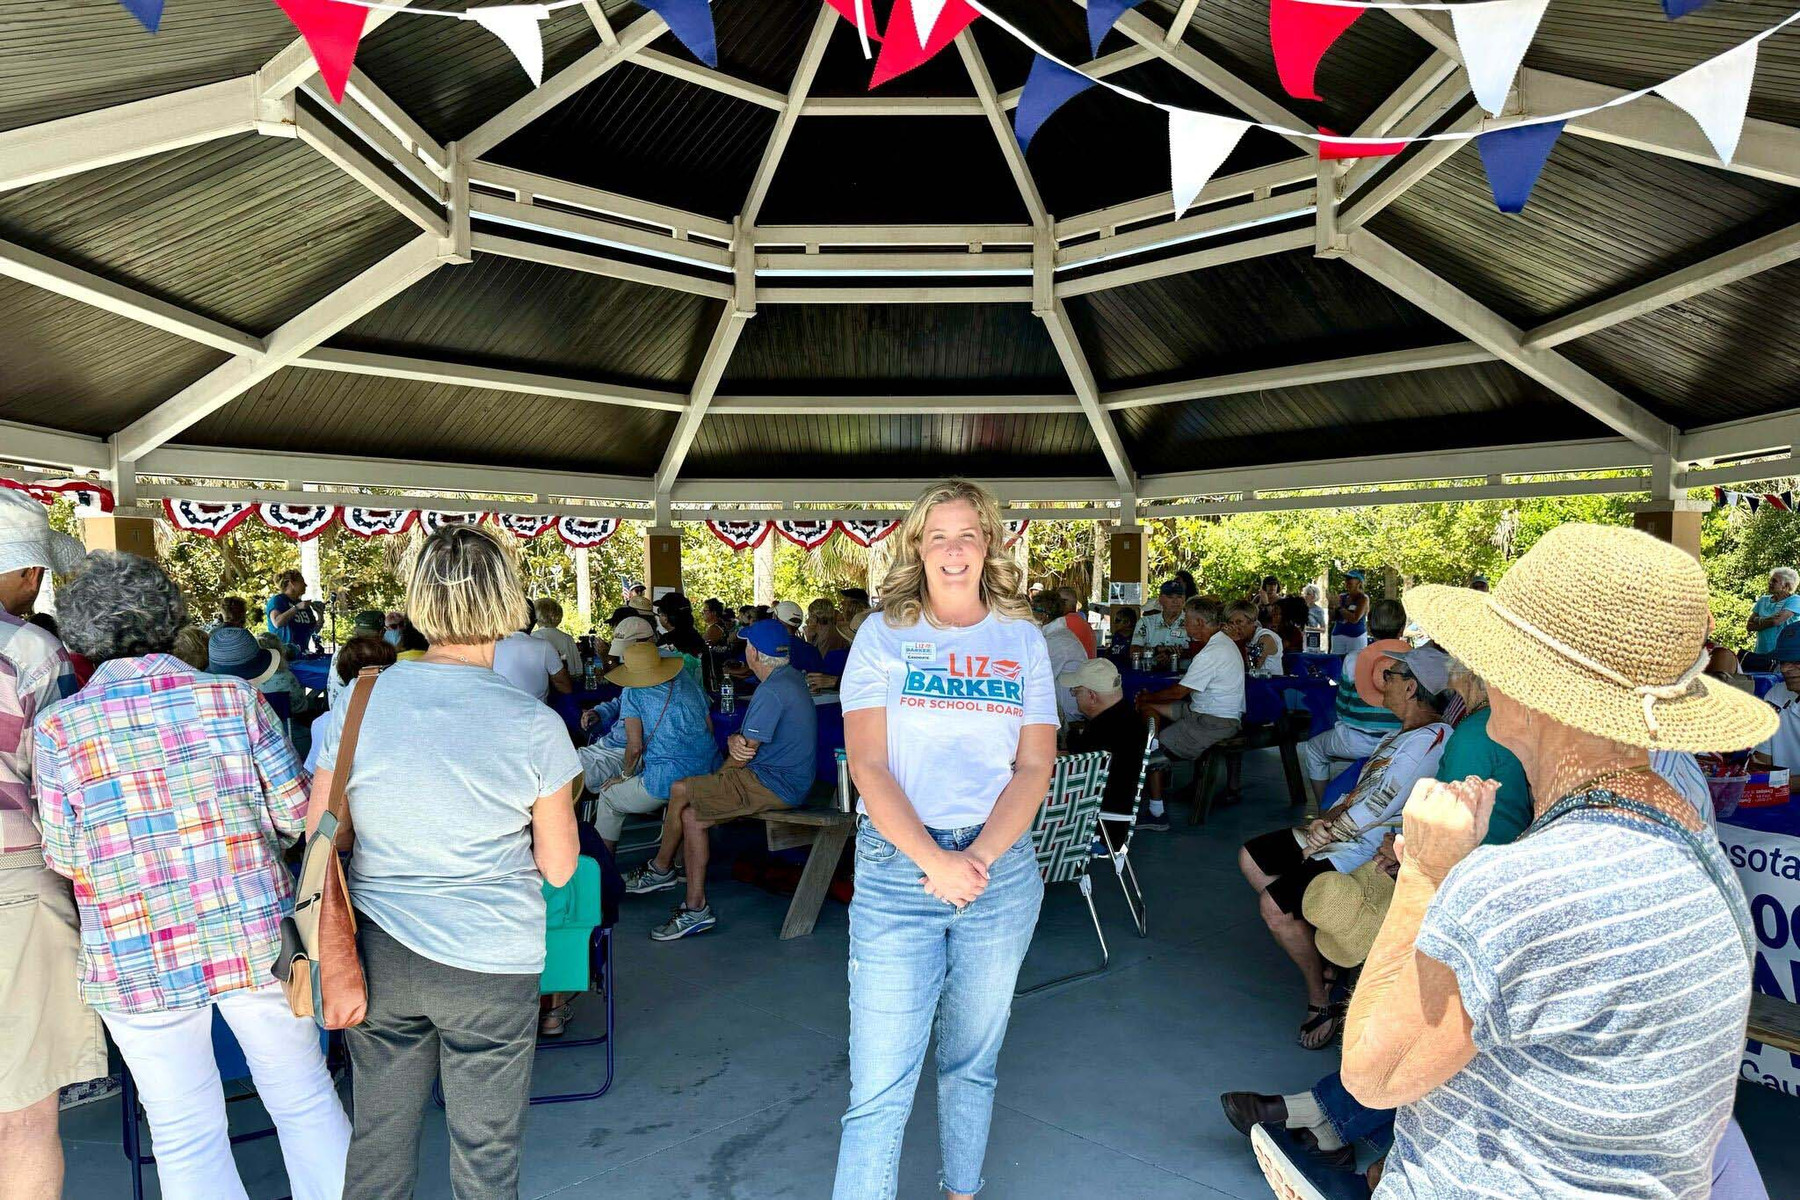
[1450,0,1549,116]
[1656,39,1758,165]
[912,0,949,47]
[1168,109,1250,219]
[471,5,550,87]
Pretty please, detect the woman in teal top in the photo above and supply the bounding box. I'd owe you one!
[1436,660,1532,845]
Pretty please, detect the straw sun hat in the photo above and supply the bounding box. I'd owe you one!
[1406,523,1775,751]
[604,642,683,689]
[1303,864,1395,969]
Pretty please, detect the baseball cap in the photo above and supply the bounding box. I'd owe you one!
[1384,645,1452,697]
[839,586,869,605]
[1056,657,1121,693]
[1344,569,1366,581]
[1775,622,1800,663]
[351,610,384,637]
[741,618,792,658]
[1158,580,1184,597]
[608,616,654,656]
[773,600,804,625]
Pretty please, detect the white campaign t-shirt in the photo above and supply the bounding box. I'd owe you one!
[1179,631,1246,719]
[841,609,1058,829]
[492,632,563,701]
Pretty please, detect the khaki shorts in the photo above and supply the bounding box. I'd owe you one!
[682,767,794,825]
[0,858,109,1112]
[1158,712,1240,761]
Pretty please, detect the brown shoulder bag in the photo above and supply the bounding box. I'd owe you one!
[274,666,381,1028]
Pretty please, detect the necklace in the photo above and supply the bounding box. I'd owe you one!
[425,647,488,668]
[1549,763,1698,832]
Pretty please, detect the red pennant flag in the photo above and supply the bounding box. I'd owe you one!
[1269,0,1363,102]
[871,0,978,89]
[273,0,369,103]
[1767,494,1790,512]
[824,0,883,41]
[1317,128,1407,162]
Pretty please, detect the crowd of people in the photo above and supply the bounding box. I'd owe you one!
[0,475,1791,1200]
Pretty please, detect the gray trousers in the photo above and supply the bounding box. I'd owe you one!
[344,917,539,1200]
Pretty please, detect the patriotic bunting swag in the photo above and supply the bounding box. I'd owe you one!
[775,519,837,551]
[1003,519,1030,548]
[836,519,901,547]
[1714,489,1795,513]
[419,510,487,534]
[339,507,416,538]
[555,516,620,549]
[706,520,773,552]
[257,503,337,540]
[495,512,557,540]
[1,477,115,515]
[162,499,254,538]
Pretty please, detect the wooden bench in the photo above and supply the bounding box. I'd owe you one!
[1748,992,1800,1055]
[757,806,855,939]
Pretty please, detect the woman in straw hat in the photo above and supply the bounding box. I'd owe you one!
[832,479,1058,1200]
[1324,524,1772,1199]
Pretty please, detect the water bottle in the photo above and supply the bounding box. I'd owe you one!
[719,678,735,714]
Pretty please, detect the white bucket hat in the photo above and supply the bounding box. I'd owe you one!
[0,490,87,577]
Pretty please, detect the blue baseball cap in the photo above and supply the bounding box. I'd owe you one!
[1775,622,1800,663]
[741,618,792,658]
[1158,579,1185,596]
[1344,569,1365,581]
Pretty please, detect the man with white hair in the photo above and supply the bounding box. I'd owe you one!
[1061,659,1149,848]
[0,490,99,1200]
[577,616,657,791]
[1052,584,1096,659]
[1745,566,1800,671]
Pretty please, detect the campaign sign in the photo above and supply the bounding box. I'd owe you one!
[1717,817,1800,1098]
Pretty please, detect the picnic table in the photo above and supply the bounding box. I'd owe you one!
[1119,668,1337,739]
[1284,651,1344,682]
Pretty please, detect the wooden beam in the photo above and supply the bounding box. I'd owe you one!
[1526,221,1800,349]
[462,12,668,159]
[1344,231,1676,453]
[757,283,1035,303]
[957,31,1049,228]
[1166,0,1203,42]
[1679,406,1800,464]
[708,393,1081,416]
[755,249,1033,273]
[996,45,1155,110]
[0,77,263,192]
[1041,299,1136,491]
[742,6,838,225]
[294,104,448,237]
[111,234,447,461]
[1056,227,1313,296]
[343,70,449,179]
[470,231,733,299]
[670,477,1122,503]
[1055,159,1316,242]
[298,80,446,201]
[753,223,1035,247]
[1101,343,1497,410]
[630,48,789,110]
[654,300,754,496]
[0,420,111,473]
[1143,473,1648,516]
[1058,190,1315,267]
[138,480,648,523]
[292,347,689,412]
[1340,105,1483,231]
[582,0,616,43]
[257,1,415,99]
[0,237,263,356]
[470,161,735,243]
[473,195,733,268]
[801,96,986,116]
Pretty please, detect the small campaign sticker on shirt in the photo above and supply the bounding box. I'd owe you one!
[902,641,936,664]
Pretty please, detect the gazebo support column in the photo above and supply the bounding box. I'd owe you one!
[1109,521,1148,625]
[81,514,157,559]
[1629,502,1706,561]
[645,526,682,597]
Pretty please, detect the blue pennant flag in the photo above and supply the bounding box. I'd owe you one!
[1015,54,1097,151]
[1661,0,1714,17]
[1476,120,1564,214]
[117,0,164,32]
[639,0,717,68]
[1087,0,1144,56]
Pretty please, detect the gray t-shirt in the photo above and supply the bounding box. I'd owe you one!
[1379,794,1753,1200]
[316,660,581,975]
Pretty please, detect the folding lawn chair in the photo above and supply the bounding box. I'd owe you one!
[1016,750,1111,997]
[1092,725,1156,938]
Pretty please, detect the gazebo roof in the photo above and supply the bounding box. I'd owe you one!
[2,0,1797,520]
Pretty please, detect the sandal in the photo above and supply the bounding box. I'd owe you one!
[538,1000,574,1039]
[1298,1003,1344,1051]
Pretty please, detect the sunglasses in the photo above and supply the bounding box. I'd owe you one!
[1380,666,1414,684]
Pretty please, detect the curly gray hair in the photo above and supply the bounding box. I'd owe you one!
[59,551,187,663]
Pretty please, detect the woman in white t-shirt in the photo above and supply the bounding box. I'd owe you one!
[833,480,1059,1200]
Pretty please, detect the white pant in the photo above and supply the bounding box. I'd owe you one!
[100,984,350,1200]
[1300,722,1390,783]
[579,742,628,794]
[593,773,665,841]
[1329,633,1369,655]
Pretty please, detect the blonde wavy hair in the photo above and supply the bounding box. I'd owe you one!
[406,524,526,646]
[881,479,1032,629]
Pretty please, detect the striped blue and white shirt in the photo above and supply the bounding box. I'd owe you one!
[1379,791,1753,1200]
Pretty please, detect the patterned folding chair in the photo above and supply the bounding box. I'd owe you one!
[1016,750,1111,997]
[1092,725,1156,938]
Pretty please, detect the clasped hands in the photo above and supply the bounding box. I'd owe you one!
[1396,776,1498,884]
[919,848,990,908]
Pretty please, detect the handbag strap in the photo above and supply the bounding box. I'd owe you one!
[319,666,382,826]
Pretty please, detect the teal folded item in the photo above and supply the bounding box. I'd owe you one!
[541,857,602,994]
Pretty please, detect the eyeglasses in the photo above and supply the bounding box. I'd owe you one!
[1380,666,1414,684]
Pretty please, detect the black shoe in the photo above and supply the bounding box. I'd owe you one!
[1251,1123,1371,1200]
[1220,1091,1287,1137]
[1217,789,1244,808]
[1136,805,1170,831]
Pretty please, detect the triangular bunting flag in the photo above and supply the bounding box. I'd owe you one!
[1725,491,1742,509]
[1086,0,1144,56]
[705,519,772,552]
[1316,129,1407,162]
[470,5,550,87]
[258,503,338,540]
[870,0,977,88]
[116,0,164,33]
[1449,0,1549,116]
[1748,495,1762,513]
[1785,491,1795,511]
[824,0,883,56]
[1269,0,1363,102]
[1168,109,1250,218]
[638,0,719,69]
[1655,39,1758,165]
[1711,487,1725,506]
[836,519,900,547]
[1476,121,1563,213]
[495,512,556,539]
[1662,0,1714,18]
[912,0,950,47]
[1015,55,1097,151]
[556,516,621,549]
[1768,494,1791,512]
[272,0,369,104]
[340,507,416,538]
[162,499,254,538]
[775,519,836,551]
[1003,519,1030,548]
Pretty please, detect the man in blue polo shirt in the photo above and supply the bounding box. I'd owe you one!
[627,618,818,941]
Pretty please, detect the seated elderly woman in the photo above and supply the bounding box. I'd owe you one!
[589,642,719,853]
[1745,565,1800,671]
[33,552,350,1199]
[576,615,656,791]
[1254,525,1774,1200]
[1238,644,1454,1049]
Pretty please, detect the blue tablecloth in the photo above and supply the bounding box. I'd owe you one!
[290,655,331,692]
[1285,652,1344,682]
[1122,668,1336,739]
[1751,672,1781,699]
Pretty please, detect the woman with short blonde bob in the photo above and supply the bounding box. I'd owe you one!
[309,524,580,1200]
[833,479,1059,1200]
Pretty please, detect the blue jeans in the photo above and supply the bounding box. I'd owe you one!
[1313,1071,1394,1148]
[832,819,1044,1199]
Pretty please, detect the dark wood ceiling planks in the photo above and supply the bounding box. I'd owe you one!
[686,412,1109,479]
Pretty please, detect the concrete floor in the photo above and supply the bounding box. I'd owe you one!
[62,750,1800,1198]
